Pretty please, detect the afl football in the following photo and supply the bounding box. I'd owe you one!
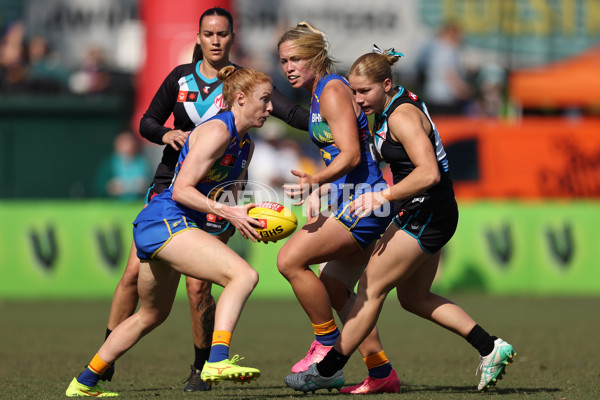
[248,202,298,242]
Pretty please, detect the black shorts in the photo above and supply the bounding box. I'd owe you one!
[144,182,234,235]
[393,201,458,254]
[144,181,169,205]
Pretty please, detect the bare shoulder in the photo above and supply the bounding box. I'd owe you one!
[320,78,354,114]
[322,78,351,98]
[390,104,423,125]
[189,118,230,148]
[388,104,429,141]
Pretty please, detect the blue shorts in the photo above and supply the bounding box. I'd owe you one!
[133,214,233,260]
[331,199,394,249]
[144,183,233,235]
[133,216,198,261]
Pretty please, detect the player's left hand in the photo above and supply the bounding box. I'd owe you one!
[283,169,315,206]
[350,191,389,219]
[163,129,190,151]
[305,190,322,223]
[228,203,262,242]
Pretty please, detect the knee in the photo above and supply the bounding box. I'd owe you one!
[276,247,298,279]
[397,291,422,313]
[357,275,388,304]
[234,268,259,294]
[246,268,259,290]
[138,307,170,330]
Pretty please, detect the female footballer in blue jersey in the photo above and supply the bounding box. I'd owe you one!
[275,22,401,394]
[285,49,516,394]
[66,65,272,397]
[103,8,309,391]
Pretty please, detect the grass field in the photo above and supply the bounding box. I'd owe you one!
[2,294,599,399]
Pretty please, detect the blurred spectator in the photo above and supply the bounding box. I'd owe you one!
[0,20,27,92]
[469,63,507,118]
[247,119,319,191]
[1,23,130,97]
[416,21,473,116]
[68,45,112,95]
[248,119,297,189]
[24,35,71,93]
[94,131,151,200]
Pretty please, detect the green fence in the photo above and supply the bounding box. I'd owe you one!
[0,200,598,299]
[0,94,129,198]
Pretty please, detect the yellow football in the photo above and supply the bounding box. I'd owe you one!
[248,202,298,242]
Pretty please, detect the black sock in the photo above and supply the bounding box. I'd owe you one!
[194,346,210,370]
[466,325,497,356]
[316,347,349,377]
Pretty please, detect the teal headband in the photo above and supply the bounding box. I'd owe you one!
[372,44,404,58]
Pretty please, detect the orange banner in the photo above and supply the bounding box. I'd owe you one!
[435,117,600,199]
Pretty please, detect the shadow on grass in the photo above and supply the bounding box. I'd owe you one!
[127,383,561,398]
[401,384,561,395]
[126,383,348,398]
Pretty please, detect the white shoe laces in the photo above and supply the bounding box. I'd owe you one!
[475,356,485,376]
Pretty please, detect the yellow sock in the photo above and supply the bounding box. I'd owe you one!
[212,330,232,347]
[312,319,339,346]
[88,354,110,375]
[208,330,232,362]
[312,319,338,335]
[363,350,390,369]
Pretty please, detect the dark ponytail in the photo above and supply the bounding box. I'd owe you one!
[192,44,203,63]
[192,7,234,63]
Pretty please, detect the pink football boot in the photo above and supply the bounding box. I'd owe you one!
[291,340,332,373]
[340,369,401,394]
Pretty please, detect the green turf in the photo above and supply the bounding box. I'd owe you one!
[1,294,599,399]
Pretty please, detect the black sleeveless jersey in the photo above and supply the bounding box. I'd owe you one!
[373,86,455,211]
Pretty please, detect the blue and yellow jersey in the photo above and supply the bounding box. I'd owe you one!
[310,74,385,207]
[134,111,252,225]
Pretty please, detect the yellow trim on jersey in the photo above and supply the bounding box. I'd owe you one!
[320,149,332,161]
[240,137,251,148]
[330,205,365,251]
[334,201,360,230]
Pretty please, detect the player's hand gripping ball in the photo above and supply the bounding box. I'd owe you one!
[248,202,298,242]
